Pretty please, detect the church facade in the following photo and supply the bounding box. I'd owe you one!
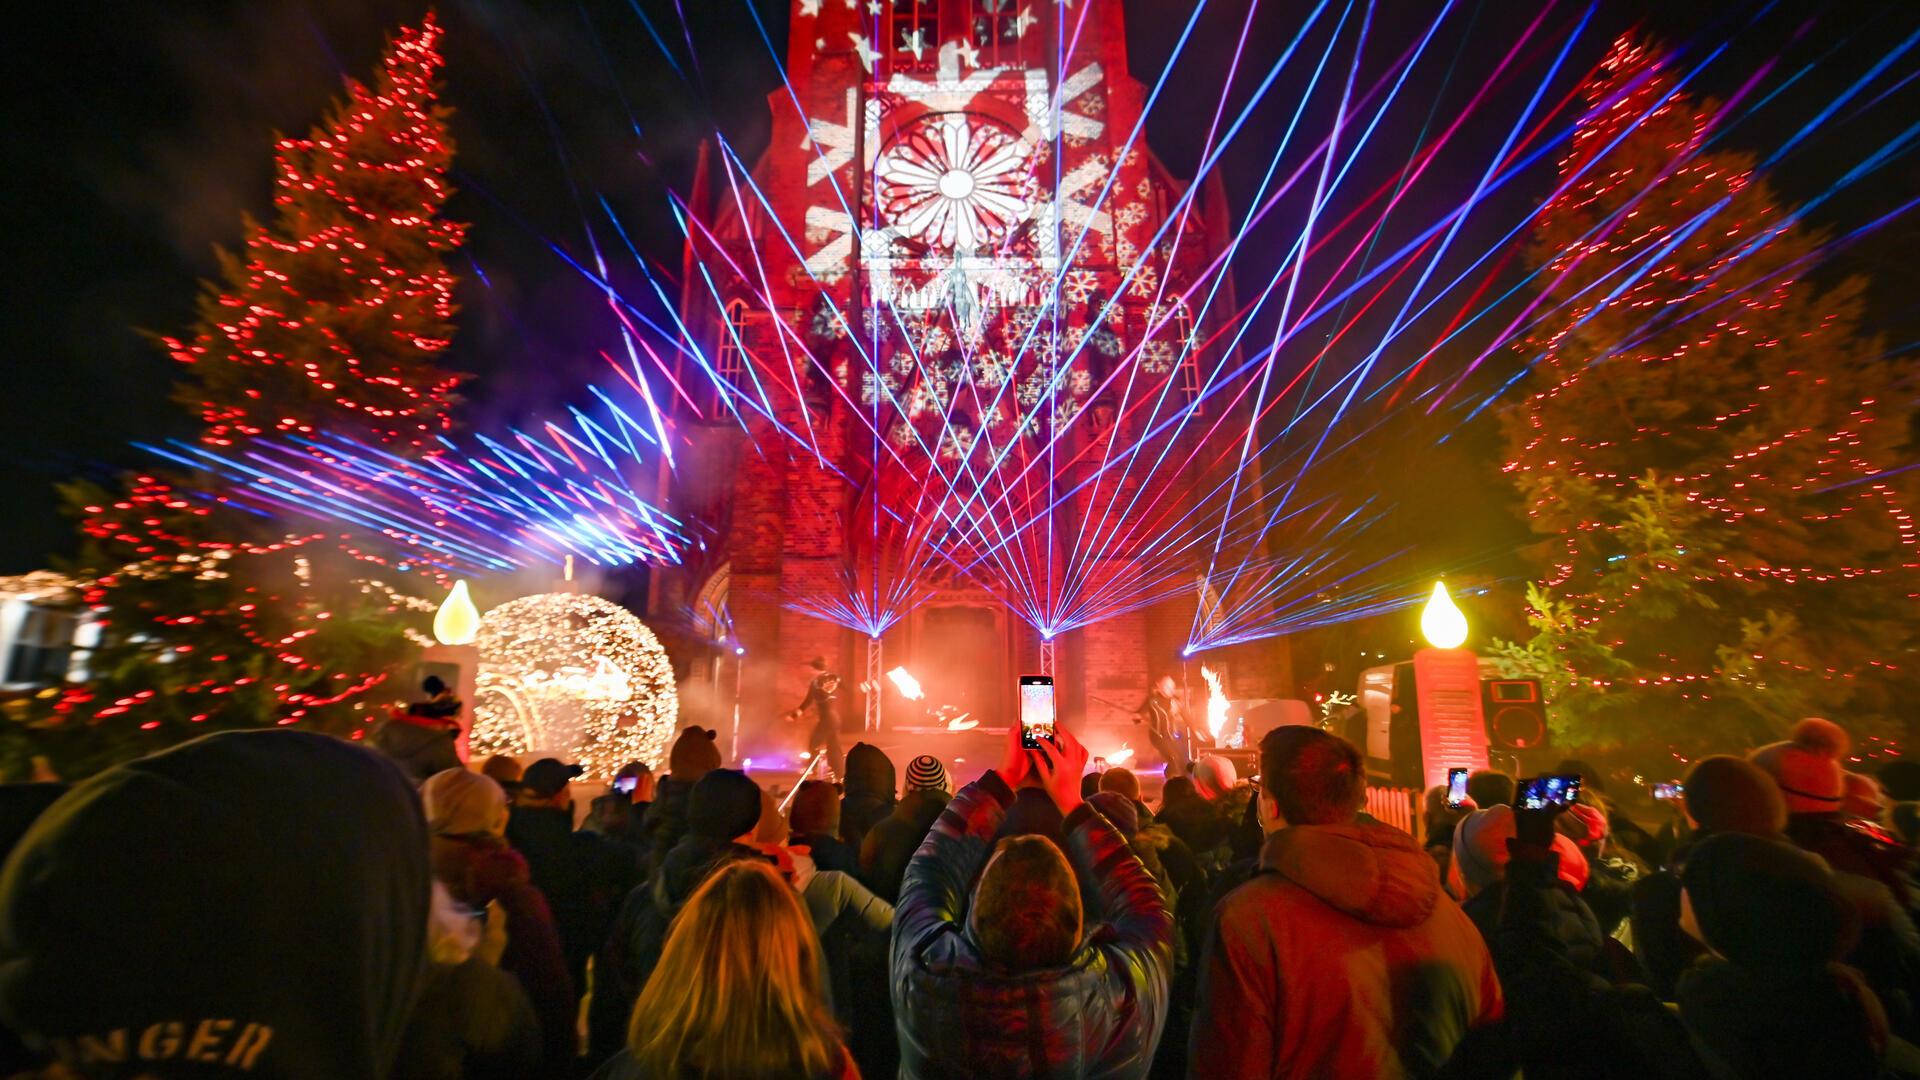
[653,0,1291,760]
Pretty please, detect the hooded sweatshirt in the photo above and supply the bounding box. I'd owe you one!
[1189,821,1503,1079]
[0,730,430,1080]
[839,743,896,846]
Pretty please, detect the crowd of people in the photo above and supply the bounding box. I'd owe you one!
[2,704,1920,1078]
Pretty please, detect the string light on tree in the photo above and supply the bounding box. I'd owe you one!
[24,16,462,776]
[1492,35,1919,755]
[467,593,678,779]
[162,14,463,450]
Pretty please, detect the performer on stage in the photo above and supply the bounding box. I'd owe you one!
[785,656,845,780]
[1135,673,1202,779]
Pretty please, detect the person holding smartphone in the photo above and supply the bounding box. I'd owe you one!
[892,722,1173,1078]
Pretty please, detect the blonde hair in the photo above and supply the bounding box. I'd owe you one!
[627,859,844,1078]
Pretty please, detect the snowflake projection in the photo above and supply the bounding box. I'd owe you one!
[1066,368,1093,395]
[921,323,953,355]
[889,419,920,446]
[1054,398,1084,428]
[973,350,1013,387]
[809,299,849,340]
[1127,262,1161,299]
[1089,325,1125,357]
[1030,329,1064,365]
[862,371,901,406]
[889,350,918,375]
[1061,269,1101,305]
[874,114,1035,251]
[1138,339,1176,374]
[939,426,976,461]
[1017,369,1051,407]
[469,593,678,780]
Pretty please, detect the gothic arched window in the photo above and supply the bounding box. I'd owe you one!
[717,299,750,384]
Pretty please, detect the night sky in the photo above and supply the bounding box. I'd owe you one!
[5,0,1916,572]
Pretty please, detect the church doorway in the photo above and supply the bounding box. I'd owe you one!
[913,603,1010,728]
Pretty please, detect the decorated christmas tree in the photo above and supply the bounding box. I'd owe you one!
[165,13,464,449]
[8,17,460,776]
[1491,36,1919,759]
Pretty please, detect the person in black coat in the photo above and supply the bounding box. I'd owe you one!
[859,755,951,903]
[506,759,638,1005]
[1463,798,1703,1080]
[839,742,897,846]
[1676,831,1920,1078]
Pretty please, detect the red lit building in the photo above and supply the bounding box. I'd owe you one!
[655,0,1291,761]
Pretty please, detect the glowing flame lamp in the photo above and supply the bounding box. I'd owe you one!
[1420,580,1469,650]
[433,580,480,646]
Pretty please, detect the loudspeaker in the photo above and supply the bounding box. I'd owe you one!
[1481,678,1548,751]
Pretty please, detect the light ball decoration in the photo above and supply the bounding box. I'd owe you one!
[468,592,678,779]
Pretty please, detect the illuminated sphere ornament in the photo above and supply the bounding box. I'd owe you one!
[433,580,480,646]
[468,593,678,779]
[1420,580,1469,650]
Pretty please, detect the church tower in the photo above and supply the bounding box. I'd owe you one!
[660,0,1291,761]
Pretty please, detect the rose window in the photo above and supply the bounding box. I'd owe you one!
[875,115,1034,251]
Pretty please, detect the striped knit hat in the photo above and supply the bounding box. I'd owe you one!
[904,755,948,792]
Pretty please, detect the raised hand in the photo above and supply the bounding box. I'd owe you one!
[997,716,1032,789]
[1032,726,1091,814]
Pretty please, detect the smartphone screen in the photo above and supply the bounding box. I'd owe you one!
[1019,675,1056,749]
[612,776,637,796]
[1653,782,1683,801]
[1446,767,1470,809]
[1519,774,1582,810]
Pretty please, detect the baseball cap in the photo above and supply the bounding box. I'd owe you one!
[521,758,584,798]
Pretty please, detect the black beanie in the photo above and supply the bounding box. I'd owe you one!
[0,730,429,1078]
[688,768,763,840]
[1682,832,1856,970]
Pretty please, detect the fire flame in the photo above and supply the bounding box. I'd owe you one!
[1201,666,1230,744]
[887,667,924,700]
[1106,745,1136,766]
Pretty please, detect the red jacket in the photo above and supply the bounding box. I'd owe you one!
[1189,821,1502,1079]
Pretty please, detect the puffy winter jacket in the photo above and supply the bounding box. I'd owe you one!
[1188,821,1503,1079]
[893,771,1173,1079]
[391,958,543,1080]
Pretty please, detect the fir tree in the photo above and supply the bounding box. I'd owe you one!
[9,17,459,776]
[1491,36,1919,758]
